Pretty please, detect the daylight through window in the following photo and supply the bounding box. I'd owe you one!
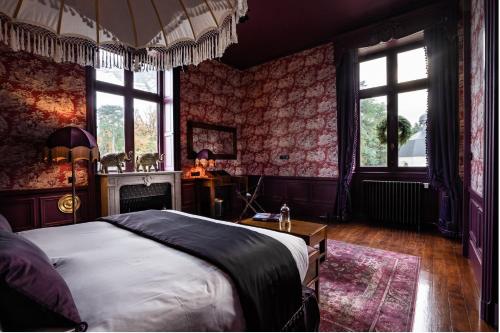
[95,62,174,172]
[358,41,428,169]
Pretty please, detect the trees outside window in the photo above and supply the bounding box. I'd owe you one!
[358,42,429,170]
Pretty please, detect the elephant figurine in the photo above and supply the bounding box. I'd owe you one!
[99,151,132,173]
[136,153,164,172]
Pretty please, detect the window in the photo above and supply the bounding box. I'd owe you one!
[358,41,428,169]
[134,71,158,93]
[96,92,124,156]
[94,62,174,172]
[359,57,387,89]
[134,99,158,158]
[360,96,388,167]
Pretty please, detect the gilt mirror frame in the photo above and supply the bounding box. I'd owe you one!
[187,121,237,160]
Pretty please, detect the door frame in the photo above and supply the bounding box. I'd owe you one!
[481,0,498,326]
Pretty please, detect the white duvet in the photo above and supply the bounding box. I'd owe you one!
[19,210,308,331]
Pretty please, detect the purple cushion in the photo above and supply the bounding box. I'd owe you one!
[0,214,12,232]
[0,231,86,331]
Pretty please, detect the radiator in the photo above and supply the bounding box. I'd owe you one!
[363,180,422,230]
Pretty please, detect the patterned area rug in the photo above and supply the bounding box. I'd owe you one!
[319,240,420,332]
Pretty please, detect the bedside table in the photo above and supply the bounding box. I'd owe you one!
[240,218,328,262]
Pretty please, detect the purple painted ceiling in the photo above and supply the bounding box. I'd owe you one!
[221,0,434,69]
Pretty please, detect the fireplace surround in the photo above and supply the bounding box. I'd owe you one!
[99,171,182,216]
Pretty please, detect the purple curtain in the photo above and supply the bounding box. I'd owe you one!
[425,22,462,237]
[334,49,359,221]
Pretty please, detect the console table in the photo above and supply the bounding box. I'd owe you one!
[181,176,247,218]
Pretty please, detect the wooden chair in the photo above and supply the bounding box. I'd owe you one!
[236,175,265,222]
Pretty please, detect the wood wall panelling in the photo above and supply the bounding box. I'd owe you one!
[182,176,338,222]
[249,176,338,222]
[0,188,89,231]
[39,192,89,228]
[0,197,38,231]
[468,189,484,286]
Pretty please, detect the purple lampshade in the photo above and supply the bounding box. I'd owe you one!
[45,126,99,163]
[196,149,215,161]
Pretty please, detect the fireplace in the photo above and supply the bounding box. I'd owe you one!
[99,171,182,216]
[120,183,172,213]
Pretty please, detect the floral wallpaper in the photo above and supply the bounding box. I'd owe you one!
[470,0,485,196]
[0,45,88,190]
[239,43,338,177]
[180,60,246,176]
[180,43,338,178]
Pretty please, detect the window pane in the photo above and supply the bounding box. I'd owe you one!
[164,70,173,98]
[96,67,124,86]
[397,47,427,83]
[134,99,159,160]
[134,71,158,93]
[359,57,387,89]
[96,92,125,158]
[360,96,388,167]
[398,89,428,167]
[163,71,174,170]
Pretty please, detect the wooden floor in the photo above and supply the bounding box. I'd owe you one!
[326,222,494,332]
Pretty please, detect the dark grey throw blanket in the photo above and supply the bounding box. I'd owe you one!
[98,210,303,331]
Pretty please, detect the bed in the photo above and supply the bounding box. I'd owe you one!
[16,210,314,331]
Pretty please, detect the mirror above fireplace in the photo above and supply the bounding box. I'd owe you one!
[187,121,237,160]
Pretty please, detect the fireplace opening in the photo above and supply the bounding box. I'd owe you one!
[120,183,172,213]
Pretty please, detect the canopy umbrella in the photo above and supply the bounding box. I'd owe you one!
[0,0,247,71]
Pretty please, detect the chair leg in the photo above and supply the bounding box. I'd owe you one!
[237,176,265,222]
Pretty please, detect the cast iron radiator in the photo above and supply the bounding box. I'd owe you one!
[363,180,422,230]
[119,183,172,213]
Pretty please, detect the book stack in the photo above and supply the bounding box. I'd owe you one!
[252,213,280,222]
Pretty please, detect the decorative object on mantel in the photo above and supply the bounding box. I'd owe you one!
[136,153,164,172]
[45,126,99,224]
[99,151,132,174]
[0,0,247,71]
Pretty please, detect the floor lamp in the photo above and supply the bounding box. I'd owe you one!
[45,126,99,224]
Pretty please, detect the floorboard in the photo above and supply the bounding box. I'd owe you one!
[326,222,495,332]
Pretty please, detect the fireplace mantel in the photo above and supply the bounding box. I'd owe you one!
[98,171,182,216]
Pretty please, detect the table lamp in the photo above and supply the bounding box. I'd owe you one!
[196,149,216,169]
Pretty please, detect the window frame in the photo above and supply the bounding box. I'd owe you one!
[357,40,429,172]
[89,67,172,172]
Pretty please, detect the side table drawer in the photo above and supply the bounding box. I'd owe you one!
[304,246,320,289]
[309,227,327,246]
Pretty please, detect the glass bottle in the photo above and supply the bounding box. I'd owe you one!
[280,203,291,232]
